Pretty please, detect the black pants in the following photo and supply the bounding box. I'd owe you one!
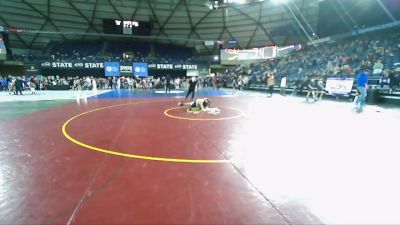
[185,89,195,100]
[268,85,273,95]
[15,86,23,95]
[165,83,171,93]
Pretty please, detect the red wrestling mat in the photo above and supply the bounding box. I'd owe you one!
[0,97,290,225]
[64,100,242,161]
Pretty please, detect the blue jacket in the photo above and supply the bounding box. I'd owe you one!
[357,71,368,88]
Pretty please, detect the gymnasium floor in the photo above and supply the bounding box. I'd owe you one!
[1,88,400,224]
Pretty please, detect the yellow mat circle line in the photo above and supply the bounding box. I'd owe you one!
[61,101,230,163]
[164,106,244,121]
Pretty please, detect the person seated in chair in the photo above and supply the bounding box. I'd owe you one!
[379,70,391,93]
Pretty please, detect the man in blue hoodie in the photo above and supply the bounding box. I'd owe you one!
[1,77,7,91]
[355,65,369,112]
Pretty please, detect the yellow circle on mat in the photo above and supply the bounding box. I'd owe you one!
[164,106,243,121]
[62,101,230,163]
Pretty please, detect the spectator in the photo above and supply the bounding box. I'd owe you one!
[315,77,325,101]
[280,75,287,96]
[373,59,384,74]
[267,73,275,97]
[165,75,171,93]
[379,70,390,93]
[15,77,23,95]
[305,76,317,102]
[175,77,180,90]
[238,77,243,91]
[92,78,97,91]
[355,65,369,113]
[1,77,7,91]
[211,75,217,90]
[29,80,36,95]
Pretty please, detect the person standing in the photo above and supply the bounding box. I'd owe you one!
[165,75,171,93]
[8,77,15,95]
[280,75,287,96]
[185,77,198,100]
[29,80,36,94]
[238,77,243,91]
[92,78,97,91]
[112,77,116,89]
[116,77,121,89]
[140,78,147,90]
[85,76,92,90]
[128,77,134,90]
[211,75,217,90]
[14,77,23,95]
[355,65,369,112]
[305,76,317,102]
[267,73,275,97]
[315,77,325,101]
[232,77,238,90]
[1,77,7,91]
[175,77,180,90]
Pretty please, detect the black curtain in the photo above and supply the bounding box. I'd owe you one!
[149,69,186,79]
[40,68,104,77]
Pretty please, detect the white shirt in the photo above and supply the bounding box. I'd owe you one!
[280,77,287,87]
[194,98,208,111]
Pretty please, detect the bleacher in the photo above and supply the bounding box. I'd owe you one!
[50,40,103,60]
[153,43,195,64]
[106,40,150,61]
[219,32,400,104]
[12,39,199,66]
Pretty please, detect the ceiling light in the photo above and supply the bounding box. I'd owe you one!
[233,0,247,4]
[272,0,287,4]
[225,0,247,4]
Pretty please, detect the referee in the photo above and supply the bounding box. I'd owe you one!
[185,77,198,100]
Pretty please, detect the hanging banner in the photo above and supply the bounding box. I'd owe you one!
[220,46,277,65]
[39,61,199,71]
[147,63,198,70]
[104,62,120,77]
[41,61,104,69]
[325,78,354,95]
[133,62,148,77]
[120,65,133,74]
